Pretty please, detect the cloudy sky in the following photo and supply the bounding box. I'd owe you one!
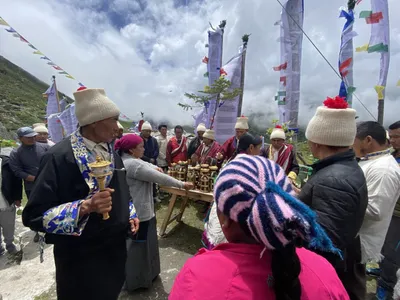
[0,0,399,127]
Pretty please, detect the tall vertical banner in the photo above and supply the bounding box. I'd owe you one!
[213,46,245,144]
[43,83,59,117]
[358,0,390,124]
[47,114,64,143]
[194,26,224,129]
[274,0,304,130]
[338,8,357,106]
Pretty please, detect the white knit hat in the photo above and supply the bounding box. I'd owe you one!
[141,121,152,131]
[306,96,356,147]
[235,116,249,130]
[117,121,123,129]
[73,88,120,127]
[33,123,46,129]
[270,125,286,140]
[203,129,215,141]
[196,123,206,132]
[34,126,48,134]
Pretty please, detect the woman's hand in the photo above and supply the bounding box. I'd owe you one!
[156,167,164,173]
[130,217,140,234]
[183,182,194,190]
[216,152,223,161]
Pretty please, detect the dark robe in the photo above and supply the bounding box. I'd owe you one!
[188,136,202,159]
[22,137,130,300]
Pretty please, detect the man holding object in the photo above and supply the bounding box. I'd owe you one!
[22,87,139,300]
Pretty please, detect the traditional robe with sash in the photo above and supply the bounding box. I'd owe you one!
[261,144,299,178]
[166,136,188,165]
[22,130,137,300]
[220,136,238,162]
[195,141,221,165]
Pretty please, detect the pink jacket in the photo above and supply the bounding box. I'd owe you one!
[169,243,349,300]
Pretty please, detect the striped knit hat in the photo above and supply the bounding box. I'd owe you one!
[214,155,341,255]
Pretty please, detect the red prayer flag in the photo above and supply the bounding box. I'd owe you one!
[52,65,62,71]
[220,68,227,76]
[339,58,352,77]
[356,0,363,4]
[280,76,287,86]
[273,62,287,71]
[202,56,209,64]
[366,12,383,24]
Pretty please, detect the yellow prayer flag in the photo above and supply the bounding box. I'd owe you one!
[356,44,369,52]
[374,85,385,100]
[33,50,44,55]
[0,17,9,26]
[397,79,400,87]
[204,86,210,92]
[65,74,75,79]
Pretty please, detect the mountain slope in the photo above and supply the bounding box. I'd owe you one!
[0,56,71,135]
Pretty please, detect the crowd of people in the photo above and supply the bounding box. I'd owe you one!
[0,88,399,300]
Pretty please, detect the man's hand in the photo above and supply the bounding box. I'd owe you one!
[183,182,194,190]
[80,188,114,216]
[157,167,164,173]
[14,200,22,207]
[26,175,35,182]
[216,152,223,161]
[130,217,140,234]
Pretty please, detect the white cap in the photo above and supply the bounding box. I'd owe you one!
[235,116,249,130]
[306,96,356,147]
[34,126,48,134]
[196,123,206,132]
[141,121,152,131]
[270,126,286,140]
[33,123,46,129]
[73,88,120,127]
[203,129,215,141]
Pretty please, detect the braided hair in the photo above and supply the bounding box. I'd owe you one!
[214,155,341,300]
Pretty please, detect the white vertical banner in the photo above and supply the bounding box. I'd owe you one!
[194,26,224,129]
[47,113,63,143]
[213,46,244,144]
[275,0,304,129]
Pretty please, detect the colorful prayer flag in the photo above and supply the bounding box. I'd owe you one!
[273,62,287,71]
[58,71,68,75]
[33,50,44,55]
[366,12,383,24]
[368,43,388,53]
[397,79,400,87]
[52,66,62,70]
[280,76,286,86]
[356,44,369,52]
[220,68,227,76]
[374,85,385,100]
[359,11,372,18]
[0,17,9,26]
[5,28,16,33]
[202,56,209,64]
[339,57,352,77]
[203,72,209,78]
[65,75,75,79]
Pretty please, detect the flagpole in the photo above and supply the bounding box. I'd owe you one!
[237,34,249,117]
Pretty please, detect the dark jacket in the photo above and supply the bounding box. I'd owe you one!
[9,142,49,192]
[188,136,202,159]
[298,150,368,270]
[141,135,159,164]
[22,137,130,257]
[1,155,23,204]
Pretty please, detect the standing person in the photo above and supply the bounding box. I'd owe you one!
[22,87,139,300]
[170,155,349,300]
[114,134,193,291]
[166,125,188,166]
[33,124,55,147]
[9,127,50,243]
[156,124,169,173]
[216,116,249,163]
[260,125,299,181]
[389,121,400,163]
[187,123,206,159]
[192,129,221,165]
[298,96,368,300]
[353,121,400,300]
[0,152,22,255]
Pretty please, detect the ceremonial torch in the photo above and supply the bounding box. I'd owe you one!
[88,156,113,220]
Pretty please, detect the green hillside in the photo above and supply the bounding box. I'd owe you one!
[0,55,71,136]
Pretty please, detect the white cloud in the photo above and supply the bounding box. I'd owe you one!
[0,0,399,128]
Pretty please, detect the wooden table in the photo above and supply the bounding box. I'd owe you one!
[159,186,214,237]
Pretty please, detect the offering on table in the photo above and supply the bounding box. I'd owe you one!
[187,166,196,186]
[194,165,201,189]
[199,168,211,193]
[209,166,219,191]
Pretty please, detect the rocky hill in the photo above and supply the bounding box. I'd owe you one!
[0,56,71,137]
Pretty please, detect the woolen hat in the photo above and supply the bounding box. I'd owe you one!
[235,116,249,130]
[34,126,48,134]
[203,129,215,141]
[141,121,152,131]
[73,87,120,127]
[32,123,46,129]
[270,125,286,140]
[196,123,206,132]
[306,96,356,147]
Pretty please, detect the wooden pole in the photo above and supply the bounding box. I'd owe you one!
[378,99,384,125]
[237,35,250,117]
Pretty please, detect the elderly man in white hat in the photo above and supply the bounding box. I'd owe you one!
[298,95,368,300]
[216,116,249,163]
[22,87,139,300]
[33,123,55,147]
[260,125,299,180]
[192,129,221,165]
[188,123,206,159]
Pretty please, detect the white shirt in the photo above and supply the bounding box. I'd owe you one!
[359,153,400,263]
[156,135,169,167]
